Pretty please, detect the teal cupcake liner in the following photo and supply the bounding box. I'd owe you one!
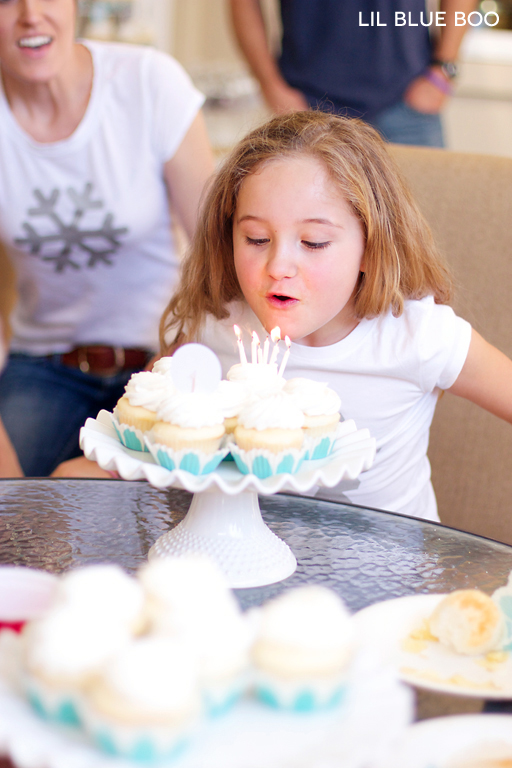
[228,442,307,479]
[111,412,150,453]
[253,671,348,712]
[23,675,82,728]
[303,431,338,461]
[202,671,250,718]
[144,437,230,476]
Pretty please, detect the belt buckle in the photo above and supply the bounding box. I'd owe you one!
[78,346,126,376]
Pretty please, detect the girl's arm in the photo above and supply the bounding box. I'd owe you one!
[448,329,512,423]
[163,112,215,241]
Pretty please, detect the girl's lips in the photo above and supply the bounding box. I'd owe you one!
[266,293,299,309]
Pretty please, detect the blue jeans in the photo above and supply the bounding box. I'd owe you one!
[368,101,445,148]
[0,353,143,476]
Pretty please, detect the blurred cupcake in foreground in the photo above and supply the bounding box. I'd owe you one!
[22,607,132,728]
[81,636,200,762]
[140,557,252,716]
[429,589,505,656]
[252,586,354,711]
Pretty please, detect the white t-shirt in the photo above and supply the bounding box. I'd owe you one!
[199,297,472,521]
[0,41,204,355]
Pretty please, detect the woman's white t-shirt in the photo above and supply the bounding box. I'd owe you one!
[199,297,472,521]
[0,40,204,355]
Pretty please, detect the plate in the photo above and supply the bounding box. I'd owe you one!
[353,594,512,699]
[79,410,376,496]
[0,632,412,768]
[377,713,512,768]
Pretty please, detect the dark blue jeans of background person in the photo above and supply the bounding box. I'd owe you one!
[0,353,140,476]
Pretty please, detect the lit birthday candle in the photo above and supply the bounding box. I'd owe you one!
[278,336,291,378]
[262,335,270,364]
[269,326,281,365]
[233,324,248,364]
[251,331,260,364]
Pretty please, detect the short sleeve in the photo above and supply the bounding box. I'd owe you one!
[142,49,205,164]
[412,298,472,393]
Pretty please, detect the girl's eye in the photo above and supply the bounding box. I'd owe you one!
[245,236,269,246]
[302,240,331,250]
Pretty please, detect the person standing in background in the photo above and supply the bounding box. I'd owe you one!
[229,0,478,147]
[0,0,214,476]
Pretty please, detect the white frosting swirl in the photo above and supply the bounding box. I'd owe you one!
[227,363,284,396]
[257,586,352,651]
[151,356,174,377]
[54,565,145,629]
[156,392,224,428]
[25,608,131,678]
[102,637,198,713]
[237,392,304,431]
[283,378,341,416]
[124,371,174,411]
[214,380,250,418]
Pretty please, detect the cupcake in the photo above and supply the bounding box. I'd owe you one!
[151,392,225,453]
[227,362,284,396]
[22,607,132,727]
[53,565,146,634]
[252,586,354,711]
[214,379,250,435]
[114,371,175,451]
[429,589,505,656]
[139,557,252,716]
[283,378,341,458]
[234,392,304,453]
[21,565,145,727]
[81,636,200,762]
[151,356,174,376]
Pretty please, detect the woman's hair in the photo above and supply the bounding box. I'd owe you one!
[160,110,452,352]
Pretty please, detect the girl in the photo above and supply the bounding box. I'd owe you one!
[160,110,512,521]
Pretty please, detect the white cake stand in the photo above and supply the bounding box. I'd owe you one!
[80,411,376,588]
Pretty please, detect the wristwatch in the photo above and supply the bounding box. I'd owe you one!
[430,59,459,79]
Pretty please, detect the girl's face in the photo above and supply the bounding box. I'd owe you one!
[233,155,366,347]
[0,0,76,84]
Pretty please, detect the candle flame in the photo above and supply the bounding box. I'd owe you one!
[252,330,260,344]
[285,335,291,348]
[233,324,241,338]
[270,326,281,343]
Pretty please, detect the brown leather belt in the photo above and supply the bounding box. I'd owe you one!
[60,346,150,376]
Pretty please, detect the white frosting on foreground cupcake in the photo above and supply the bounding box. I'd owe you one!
[92,636,199,717]
[283,378,341,417]
[151,356,174,377]
[24,608,132,681]
[54,565,145,632]
[124,371,174,412]
[214,380,250,419]
[237,392,304,431]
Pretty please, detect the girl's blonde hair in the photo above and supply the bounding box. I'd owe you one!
[160,110,452,352]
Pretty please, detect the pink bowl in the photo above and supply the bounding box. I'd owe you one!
[0,566,58,632]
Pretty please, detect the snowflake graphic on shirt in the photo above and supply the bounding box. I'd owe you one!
[14,183,129,273]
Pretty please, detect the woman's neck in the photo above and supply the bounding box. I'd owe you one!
[1,42,93,143]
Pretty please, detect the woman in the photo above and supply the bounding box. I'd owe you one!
[0,0,214,476]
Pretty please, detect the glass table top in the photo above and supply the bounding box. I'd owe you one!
[1,478,511,612]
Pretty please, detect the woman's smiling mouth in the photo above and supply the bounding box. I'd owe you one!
[18,36,53,50]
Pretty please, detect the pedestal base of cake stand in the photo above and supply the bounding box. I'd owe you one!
[148,487,297,589]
